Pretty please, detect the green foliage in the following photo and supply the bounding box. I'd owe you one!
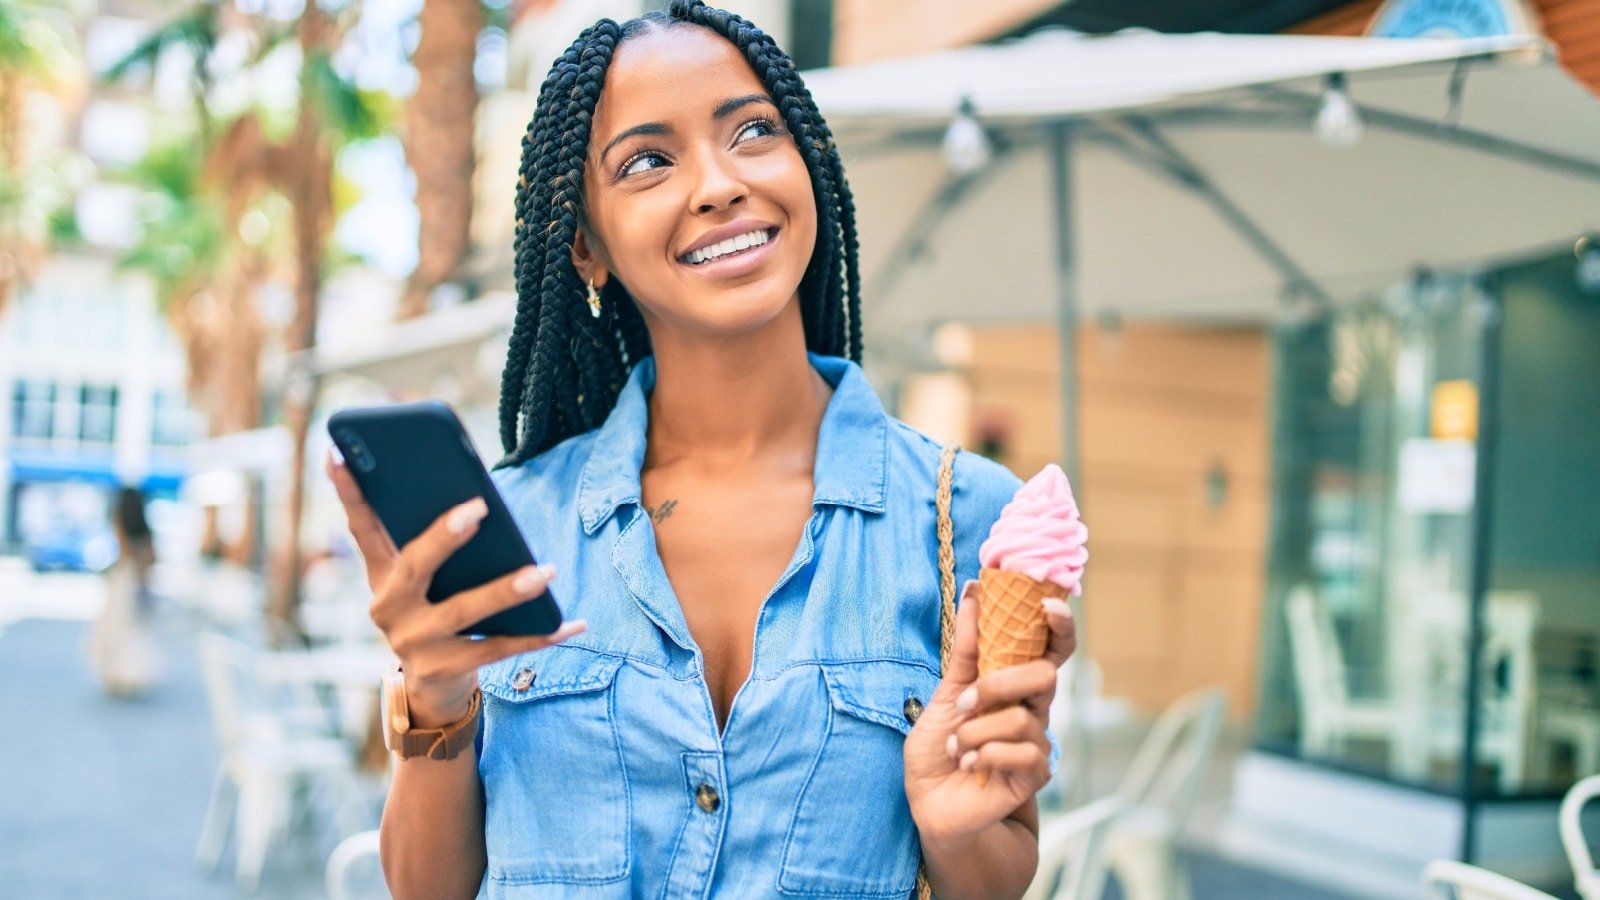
[45,201,80,248]
[99,3,218,85]
[0,2,31,67]
[303,50,394,142]
[0,1,72,84]
[116,141,228,312]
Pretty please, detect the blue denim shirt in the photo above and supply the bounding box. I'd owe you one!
[479,353,1023,899]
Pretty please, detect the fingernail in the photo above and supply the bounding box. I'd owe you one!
[449,498,488,534]
[554,620,587,639]
[512,565,545,594]
[960,750,978,771]
[956,686,978,713]
[960,579,978,601]
[1042,598,1072,619]
[328,446,345,467]
[946,734,959,760]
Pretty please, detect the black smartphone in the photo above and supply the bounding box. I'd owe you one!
[326,401,562,637]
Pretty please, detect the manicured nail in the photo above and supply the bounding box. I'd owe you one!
[946,734,959,760]
[328,446,345,467]
[956,686,978,713]
[449,498,488,534]
[512,565,546,594]
[960,750,978,771]
[552,620,587,640]
[1042,598,1072,619]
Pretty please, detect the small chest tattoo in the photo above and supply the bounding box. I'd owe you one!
[645,499,678,523]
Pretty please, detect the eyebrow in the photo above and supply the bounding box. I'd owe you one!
[596,94,776,167]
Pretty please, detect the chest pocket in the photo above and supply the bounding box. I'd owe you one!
[778,659,941,899]
[479,646,630,887]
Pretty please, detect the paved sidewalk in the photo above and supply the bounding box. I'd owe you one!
[0,615,342,899]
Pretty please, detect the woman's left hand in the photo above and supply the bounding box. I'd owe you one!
[904,579,1077,843]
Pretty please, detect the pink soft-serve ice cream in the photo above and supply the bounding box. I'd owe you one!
[974,464,1088,676]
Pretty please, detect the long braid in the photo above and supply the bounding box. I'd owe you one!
[496,1,863,465]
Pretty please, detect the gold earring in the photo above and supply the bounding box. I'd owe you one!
[586,279,602,318]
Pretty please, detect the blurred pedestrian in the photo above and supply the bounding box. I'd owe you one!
[88,486,163,696]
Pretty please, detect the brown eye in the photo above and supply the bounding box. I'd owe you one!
[619,151,669,178]
[733,118,780,145]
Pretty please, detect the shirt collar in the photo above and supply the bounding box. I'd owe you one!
[577,352,889,535]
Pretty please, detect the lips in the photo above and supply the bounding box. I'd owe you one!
[675,227,780,277]
[677,220,780,265]
[682,228,777,265]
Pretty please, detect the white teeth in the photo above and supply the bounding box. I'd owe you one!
[685,229,770,264]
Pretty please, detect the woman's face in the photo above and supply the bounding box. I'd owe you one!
[575,25,819,342]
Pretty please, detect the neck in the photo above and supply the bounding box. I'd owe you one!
[643,302,833,471]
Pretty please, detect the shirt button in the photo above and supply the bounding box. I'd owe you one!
[512,667,536,691]
[695,783,720,814]
[903,696,925,724]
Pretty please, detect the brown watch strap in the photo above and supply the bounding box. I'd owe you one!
[391,683,483,761]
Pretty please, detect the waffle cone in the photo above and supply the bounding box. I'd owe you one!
[977,568,1066,676]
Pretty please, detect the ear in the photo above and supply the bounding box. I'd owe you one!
[570,227,611,290]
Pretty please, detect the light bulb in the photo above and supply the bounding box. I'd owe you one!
[1315,73,1363,149]
[1575,234,1600,295]
[942,97,991,175]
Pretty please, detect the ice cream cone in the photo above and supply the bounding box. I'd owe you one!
[977,567,1066,677]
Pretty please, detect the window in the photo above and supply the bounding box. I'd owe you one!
[11,381,54,441]
[152,391,192,446]
[80,385,118,444]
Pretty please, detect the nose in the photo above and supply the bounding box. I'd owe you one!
[687,146,747,214]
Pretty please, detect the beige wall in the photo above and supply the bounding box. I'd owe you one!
[959,323,1272,720]
[831,0,1060,64]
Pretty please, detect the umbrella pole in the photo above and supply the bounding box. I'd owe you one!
[1048,120,1091,807]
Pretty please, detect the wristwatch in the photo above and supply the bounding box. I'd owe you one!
[381,667,482,761]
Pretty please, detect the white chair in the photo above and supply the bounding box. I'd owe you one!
[194,632,368,891]
[1398,592,1537,793]
[1041,655,1135,809]
[1561,775,1600,900]
[1286,585,1404,760]
[1422,859,1559,900]
[1103,688,1227,900]
[326,829,387,900]
[1531,636,1600,785]
[1024,796,1128,900]
[1538,706,1600,785]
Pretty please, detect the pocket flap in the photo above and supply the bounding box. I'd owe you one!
[480,644,624,703]
[819,659,940,737]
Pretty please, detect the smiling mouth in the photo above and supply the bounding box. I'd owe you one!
[679,227,778,265]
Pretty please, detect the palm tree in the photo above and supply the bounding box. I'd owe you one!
[397,0,484,319]
[107,1,389,635]
[0,0,71,318]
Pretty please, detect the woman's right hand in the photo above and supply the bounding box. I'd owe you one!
[326,450,586,727]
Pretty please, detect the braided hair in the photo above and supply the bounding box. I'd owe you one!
[495,0,863,467]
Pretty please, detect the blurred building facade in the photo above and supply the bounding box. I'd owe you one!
[0,254,192,560]
[0,2,201,564]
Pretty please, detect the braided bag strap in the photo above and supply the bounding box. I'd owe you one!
[935,443,959,669]
[916,442,961,900]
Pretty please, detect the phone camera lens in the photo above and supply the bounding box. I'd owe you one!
[337,430,378,473]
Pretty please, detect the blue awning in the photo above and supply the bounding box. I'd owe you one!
[7,450,186,494]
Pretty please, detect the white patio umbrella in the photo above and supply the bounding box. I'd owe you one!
[803,28,1600,463]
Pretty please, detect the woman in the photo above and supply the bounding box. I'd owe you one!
[89,486,162,696]
[327,3,1076,897]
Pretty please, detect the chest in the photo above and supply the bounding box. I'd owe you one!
[642,468,815,724]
